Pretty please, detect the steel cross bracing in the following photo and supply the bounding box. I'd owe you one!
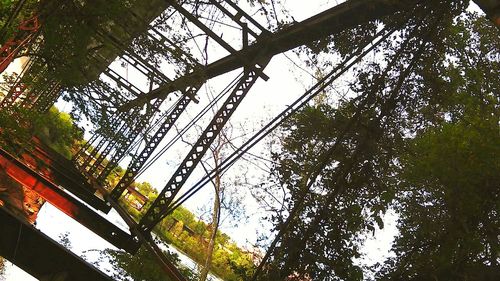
[82,87,166,180]
[74,7,203,180]
[0,56,34,108]
[29,80,61,112]
[0,0,461,280]
[139,62,269,232]
[106,8,201,71]
[82,0,265,194]
[0,57,47,110]
[109,86,200,200]
[75,79,145,173]
[125,0,423,232]
[0,80,26,109]
[81,0,264,168]
[0,15,40,73]
[95,95,170,183]
[87,31,196,181]
[124,0,419,110]
[73,105,127,166]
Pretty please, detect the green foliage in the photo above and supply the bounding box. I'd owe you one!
[0,0,38,43]
[0,106,82,157]
[260,100,399,280]
[112,176,256,281]
[98,246,198,281]
[34,0,133,86]
[376,105,500,279]
[258,8,499,281]
[374,14,500,279]
[34,107,83,158]
[154,206,256,281]
[0,106,39,152]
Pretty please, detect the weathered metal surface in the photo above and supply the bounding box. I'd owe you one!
[0,148,139,252]
[0,206,114,281]
[140,63,268,231]
[0,16,40,73]
[123,0,419,109]
[30,138,111,212]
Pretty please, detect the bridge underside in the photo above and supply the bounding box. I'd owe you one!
[1,0,498,280]
[0,207,113,281]
[0,145,139,253]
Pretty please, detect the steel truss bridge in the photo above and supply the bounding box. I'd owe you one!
[0,0,498,280]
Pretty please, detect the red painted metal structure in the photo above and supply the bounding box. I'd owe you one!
[30,138,111,212]
[0,15,40,73]
[0,146,139,253]
[6,0,497,280]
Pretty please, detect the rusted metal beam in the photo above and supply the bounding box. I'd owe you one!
[30,138,111,213]
[0,16,40,73]
[0,148,139,253]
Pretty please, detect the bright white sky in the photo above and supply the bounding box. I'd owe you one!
[2,1,484,280]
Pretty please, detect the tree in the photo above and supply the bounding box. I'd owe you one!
[375,13,500,279]
[198,132,226,281]
[0,106,83,156]
[0,0,38,44]
[34,107,84,158]
[96,246,198,281]
[376,99,500,280]
[255,4,499,281]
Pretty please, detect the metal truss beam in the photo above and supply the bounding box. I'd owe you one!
[99,191,187,281]
[109,86,199,200]
[123,0,419,110]
[0,148,139,253]
[89,96,166,180]
[28,80,61,112]
[0,207,114,281]
[86,121,131,176]
[0,16,40,73]
[30,138,111,212]
[208,0,267,38]
[0,82,26,108]
[166,0,238,54]
[0,57,35,108]
[139,63,268,232]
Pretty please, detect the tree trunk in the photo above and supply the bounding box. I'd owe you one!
[199,149,222,281]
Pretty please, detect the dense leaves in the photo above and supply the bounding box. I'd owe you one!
[0,106,82,157]
[257,4,499,281]
[103,171,256,281]
[97,246,197,281]
[375,14,500,280]
[0,0,38,44]
[376,102,500,280]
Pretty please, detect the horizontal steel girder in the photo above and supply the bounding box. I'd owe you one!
[0,148,139,253]
[30,138,111,212]
[0,206,113,281]
[122,0,420,110]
